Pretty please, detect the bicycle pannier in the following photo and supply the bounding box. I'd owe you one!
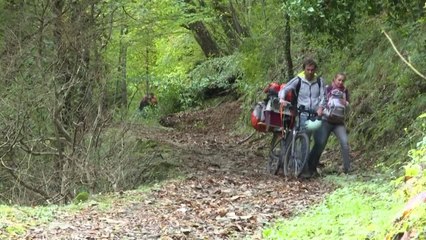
[251,102,267,132]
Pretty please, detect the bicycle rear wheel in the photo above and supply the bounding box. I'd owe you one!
[268,133,282,175]
[283,132,309,178]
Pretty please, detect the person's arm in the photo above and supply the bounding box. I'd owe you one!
[278,77,299,103]
[317,78,327,116]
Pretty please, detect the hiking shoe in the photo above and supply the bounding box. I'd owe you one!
[300,169,321,179]
[343,167,355,174]
[311,170,321,178]
[317,162,325,168]
[299,171,312,179]
[299,170,314,179]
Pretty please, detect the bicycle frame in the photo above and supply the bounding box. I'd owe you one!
[289,105,316,148]
[281,104,318,177]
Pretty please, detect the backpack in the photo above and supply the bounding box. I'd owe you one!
[289,76,322,106]
[324,87,347,124]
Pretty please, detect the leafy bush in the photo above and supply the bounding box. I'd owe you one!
[184,55,242,107]
[154,77,186,114]
[385,113,426,239]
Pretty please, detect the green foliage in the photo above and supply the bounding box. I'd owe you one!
[184,55,241,107]
[153,34,204,80]
[150,54,242,114]
[0,204,59,238]
[318,18,426,168]
[394,114,426,197]
[149,33,205,114]
[385,114,426,238]
[73,192,90,204]
[381,0,425,25]
[283,0,358,46]
[156,78,187,114]
[5,224,26,235]
[263,115,426,239]
[263,177,402,240]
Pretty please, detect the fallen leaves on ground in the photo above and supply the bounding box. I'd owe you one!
[24,101,334,239]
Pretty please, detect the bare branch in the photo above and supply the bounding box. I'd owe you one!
[382,30,426,80]
[3,162,50,200]
[17,142,60,156]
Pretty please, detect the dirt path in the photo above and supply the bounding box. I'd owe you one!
[26,101,334,239]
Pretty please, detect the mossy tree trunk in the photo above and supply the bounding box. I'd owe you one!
[183,0,222,58]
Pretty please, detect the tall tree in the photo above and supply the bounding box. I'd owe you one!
[212,0,250,52]
[283,12,293,79]
[118,24,129,108]
[183,0,221,57]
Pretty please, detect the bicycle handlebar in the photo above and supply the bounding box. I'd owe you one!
[281,102,320,120]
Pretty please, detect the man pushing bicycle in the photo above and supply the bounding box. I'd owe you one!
[278,58,326,178]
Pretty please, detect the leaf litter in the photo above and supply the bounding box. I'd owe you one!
[25,101,333,239]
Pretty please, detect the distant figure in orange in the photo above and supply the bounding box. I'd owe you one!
[139,93,157,111]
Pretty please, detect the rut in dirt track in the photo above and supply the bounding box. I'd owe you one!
[26,101,334,240]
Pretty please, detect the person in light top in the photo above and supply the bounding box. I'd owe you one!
[279,58,326,178]
[310,73,351,174]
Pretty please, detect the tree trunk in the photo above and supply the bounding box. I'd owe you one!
[228,0,250,38]
[118,25,128,108]
[183,0,221,57]
[52,0,69,204]
[145,47,150,96]
[283,12,294,80]
[188,21,221,58]
[212,0,239,51]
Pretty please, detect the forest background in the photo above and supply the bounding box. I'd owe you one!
[0,0,425,239]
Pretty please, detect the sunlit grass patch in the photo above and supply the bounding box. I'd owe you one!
[0,204,60,238]
[263,176,403,240]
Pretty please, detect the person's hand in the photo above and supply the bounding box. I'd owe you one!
[279,98,287,107]
[345,101,349,106]
[317,107,323,117]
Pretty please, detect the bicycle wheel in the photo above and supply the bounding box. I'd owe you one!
[268,133,282,175]
[283,132,309,177]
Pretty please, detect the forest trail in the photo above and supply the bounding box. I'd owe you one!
[26,100,334,239]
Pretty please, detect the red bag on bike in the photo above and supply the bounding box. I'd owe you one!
[251,82,297,132]
[251,102,267,132]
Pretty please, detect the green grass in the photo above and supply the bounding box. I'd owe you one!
[0,204,60,238]
[263,175,404,240]
[0,184,157,239]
